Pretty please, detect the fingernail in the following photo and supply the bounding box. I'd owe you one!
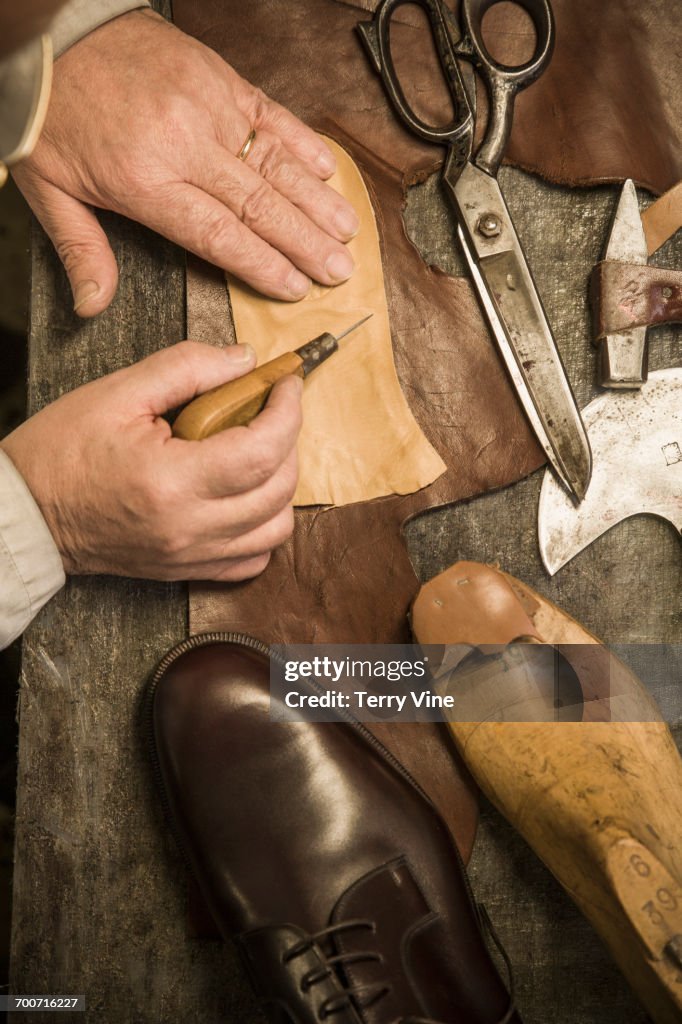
[334,206,360,240]
[73,280,100,311]
[286,269,311,299]
[325,250,354,283]
[232,343,256,362]
[316,149,336,176]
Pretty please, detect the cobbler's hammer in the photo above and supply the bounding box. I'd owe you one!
[591,179,682,388]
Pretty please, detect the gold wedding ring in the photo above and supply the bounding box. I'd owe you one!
[237,128,256,162]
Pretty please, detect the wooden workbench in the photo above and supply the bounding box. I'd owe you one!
[10,7,682,1019]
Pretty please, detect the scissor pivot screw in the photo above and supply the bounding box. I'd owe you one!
[477,213,502,238]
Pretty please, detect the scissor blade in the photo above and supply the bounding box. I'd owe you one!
[448,162,592,501]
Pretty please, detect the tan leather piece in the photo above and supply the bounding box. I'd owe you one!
[591,261,682,338]
[227,138,446,507]
[642,181,682,255]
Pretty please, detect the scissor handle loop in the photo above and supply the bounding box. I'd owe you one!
[368,0,474,149]
[462,0,554,175]
[462,0,553,83]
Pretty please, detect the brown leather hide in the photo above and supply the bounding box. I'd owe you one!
[173,0,681,861]
[173,0,682,195]
[482,0,682,194]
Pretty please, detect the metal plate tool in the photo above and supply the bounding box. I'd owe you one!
[538,182,682,573]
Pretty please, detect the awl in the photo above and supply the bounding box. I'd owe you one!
[172,316,372,440]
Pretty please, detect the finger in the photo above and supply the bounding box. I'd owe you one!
[158,553,273,583]
[193,143,355,287]
[181,502,295,567]
[218,503,294,559]
[185,375,303,497]
[13,174,119,318]
[144,182,313,301]
[121,339,257,416]
[211,553,271,583]
[202,447,299,539]
[241,86,337,179]
[223,129,358,242]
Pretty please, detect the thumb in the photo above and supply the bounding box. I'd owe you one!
[124,339,257,415]
[14,176,119,317]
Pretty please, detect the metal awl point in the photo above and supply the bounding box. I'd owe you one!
[335,314,373,342]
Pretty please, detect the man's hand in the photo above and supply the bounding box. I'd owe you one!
[0,342,302,581]
[13,8,359,316]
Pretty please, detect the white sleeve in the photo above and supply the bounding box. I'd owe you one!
[0,451,66,649]
[49,0,152,59]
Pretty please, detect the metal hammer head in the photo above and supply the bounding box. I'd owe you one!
[593,179,649,389]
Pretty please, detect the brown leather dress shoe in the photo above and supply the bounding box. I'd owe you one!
[148,634,519,1024]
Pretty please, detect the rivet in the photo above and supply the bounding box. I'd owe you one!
[477,213,502,238]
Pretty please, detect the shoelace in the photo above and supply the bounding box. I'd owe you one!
[282,918,390,1020]
[282,909,516,1024]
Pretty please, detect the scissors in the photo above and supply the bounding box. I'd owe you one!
[357,0,592,502]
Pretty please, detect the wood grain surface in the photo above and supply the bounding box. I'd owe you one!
[9,17,682,1020]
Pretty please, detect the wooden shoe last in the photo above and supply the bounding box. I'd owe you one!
[411,562,682,1024]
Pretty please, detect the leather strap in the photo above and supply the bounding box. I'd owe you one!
[591,261,682,339]
[642,182,682,255]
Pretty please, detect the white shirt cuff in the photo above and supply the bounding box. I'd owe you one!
[50,0,152,58]
[0,450,65,649]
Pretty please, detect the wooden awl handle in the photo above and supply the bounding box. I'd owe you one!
[172,351,304,440]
